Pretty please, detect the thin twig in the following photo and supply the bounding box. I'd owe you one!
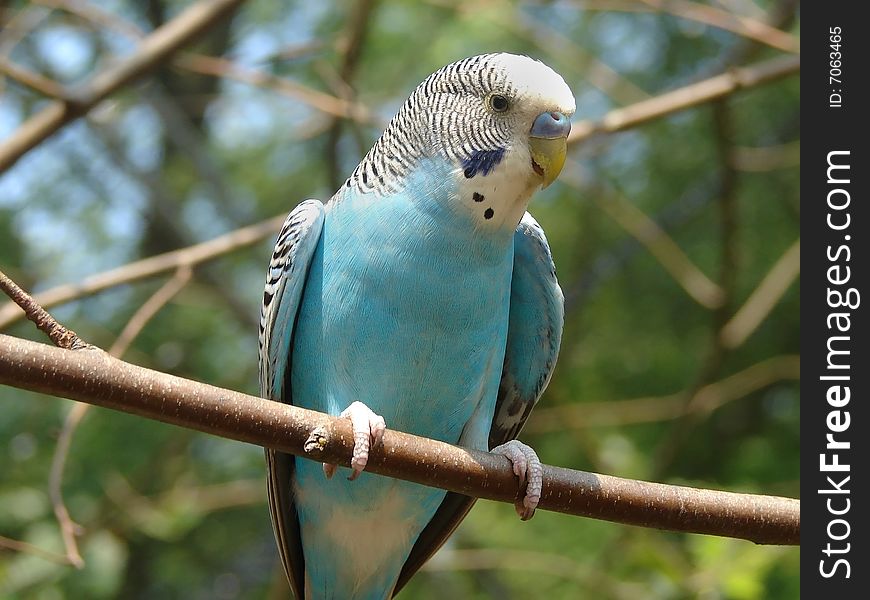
[31,0,147,39]
[105,474,263,524]
[719,239,800,349]
[174,52,375,123]
[109,266,193,357]
[573,0,799,53]
[0,534,75,566]
[729,140,800,172]
[493,7,651,106]
[527,355,799,430]
[563,174,724,309]
[0,269,91,349]
[423,548,591,583]
[641,0,799,52]
[0,334,800,545]
[47,401,87,569]
[0,56,71,99]
[0,213,286,329]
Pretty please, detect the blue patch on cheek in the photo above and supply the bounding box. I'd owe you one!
[462,148,506,179]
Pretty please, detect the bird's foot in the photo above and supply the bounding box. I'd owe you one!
[491,440,542,521]
[323,401,386,481]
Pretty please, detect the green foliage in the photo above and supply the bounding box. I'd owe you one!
[1,0,799,598]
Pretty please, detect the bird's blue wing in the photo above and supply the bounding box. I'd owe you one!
[259,199,325,400]
[258,199,325,598]
[395,211,563,594]
[488,211,564,447]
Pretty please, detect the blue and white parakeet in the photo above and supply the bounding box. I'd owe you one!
[259,53,574,599]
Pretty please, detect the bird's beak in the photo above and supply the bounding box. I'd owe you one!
[529,111,571,189]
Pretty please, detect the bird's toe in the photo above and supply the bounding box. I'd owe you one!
[491,440,542,521]
[342,401,387,481]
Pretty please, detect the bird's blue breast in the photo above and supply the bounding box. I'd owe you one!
[292,159,514,441]
[288,158,515,597]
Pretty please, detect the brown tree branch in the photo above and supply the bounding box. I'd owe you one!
[0,334,799,546]
[0,0,246,174]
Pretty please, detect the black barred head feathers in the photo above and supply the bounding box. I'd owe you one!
[343,53,575,202]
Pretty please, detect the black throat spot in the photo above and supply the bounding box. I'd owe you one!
[462,148,506,179]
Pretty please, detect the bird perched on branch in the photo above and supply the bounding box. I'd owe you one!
[259,52,574,599]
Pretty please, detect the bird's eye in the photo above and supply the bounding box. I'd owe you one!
[489,94,510,113]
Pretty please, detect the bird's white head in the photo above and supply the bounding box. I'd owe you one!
[346,53,575,230]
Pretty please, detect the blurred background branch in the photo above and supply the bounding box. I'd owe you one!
[527,354,799,430]
[0,214,285,328]
[46,265,192,569]
[577,0,799,53]
[0,0,247,173]
[568,54,799,144]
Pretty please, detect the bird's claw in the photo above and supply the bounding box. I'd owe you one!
[323,401,386,481]
[491,440,542,521]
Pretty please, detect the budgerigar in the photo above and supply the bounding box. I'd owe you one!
[258,53,574,599]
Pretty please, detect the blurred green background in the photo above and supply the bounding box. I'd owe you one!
[0,0,799,598]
